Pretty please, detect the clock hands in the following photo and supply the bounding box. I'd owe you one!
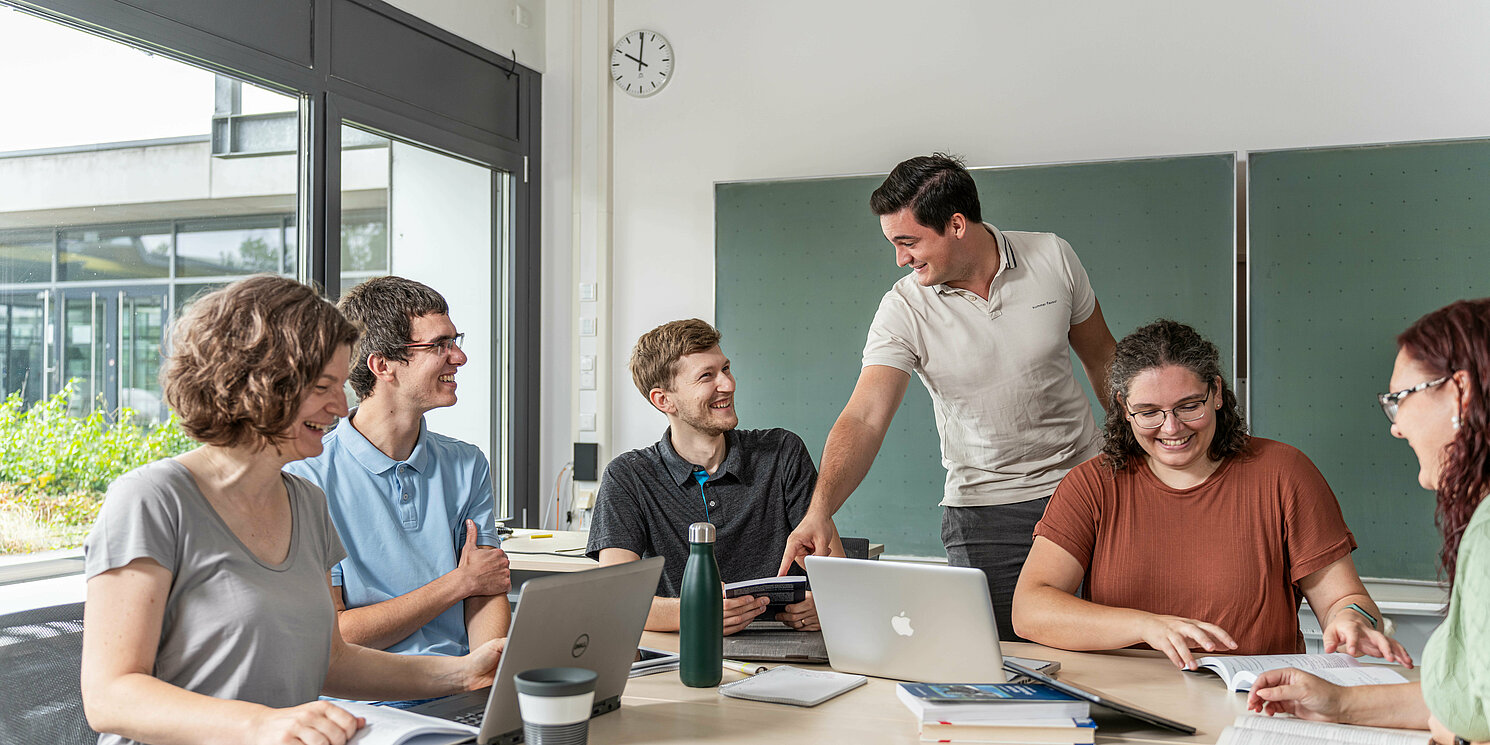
[623,52,648,70]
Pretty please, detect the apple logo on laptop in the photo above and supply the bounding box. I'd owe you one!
[891,611,914,637]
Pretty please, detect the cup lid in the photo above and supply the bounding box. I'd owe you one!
[688,522,715,543]
[514,666,598,697]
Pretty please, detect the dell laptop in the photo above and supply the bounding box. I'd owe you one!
[411,556,662,744]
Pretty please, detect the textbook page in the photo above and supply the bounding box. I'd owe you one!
[1195,653,1403,691]
[1219,714,1430,745]
[341,702,478,745]
[1231,666,1407,692]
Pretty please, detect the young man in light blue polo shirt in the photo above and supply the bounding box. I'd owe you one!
[285,276,510,669]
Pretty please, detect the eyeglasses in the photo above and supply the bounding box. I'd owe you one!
[402,333,465,356]
[1377,376,1448,424]
[1125,388,1212,429]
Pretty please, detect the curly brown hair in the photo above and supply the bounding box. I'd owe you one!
[1396,298,1490,590]
[162,275,359,450]
[629,319,721,400]
[1100,319,1248,471]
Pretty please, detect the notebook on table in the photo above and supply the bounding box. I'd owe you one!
[806,556,1056,683]
[723,626,829,663]
[410,557,662,745]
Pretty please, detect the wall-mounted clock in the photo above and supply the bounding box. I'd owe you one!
[611,29,673,98]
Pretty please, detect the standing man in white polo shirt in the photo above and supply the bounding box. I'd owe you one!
[779,153,1117,641]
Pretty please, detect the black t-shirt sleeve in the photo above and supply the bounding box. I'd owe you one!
[585,458,652,561]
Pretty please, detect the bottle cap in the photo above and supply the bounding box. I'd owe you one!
[688,522,716,543]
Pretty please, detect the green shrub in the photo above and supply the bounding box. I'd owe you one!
[0,383,196,553]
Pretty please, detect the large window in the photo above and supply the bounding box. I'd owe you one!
[0,0,540,557]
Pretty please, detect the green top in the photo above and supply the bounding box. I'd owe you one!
[1422,497,1490,739]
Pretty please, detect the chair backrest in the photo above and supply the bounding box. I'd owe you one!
[840,536,870,560]
[0,601,97,745]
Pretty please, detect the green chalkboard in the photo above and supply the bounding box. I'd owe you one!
[1249,138,1490,581]
[717,154,1236,558]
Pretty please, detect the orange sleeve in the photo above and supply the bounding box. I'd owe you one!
[1276,444,1358,582]
[1033,458,1106,569]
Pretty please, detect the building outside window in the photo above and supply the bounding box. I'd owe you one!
[0,8,396,553]
[0,1,527,563]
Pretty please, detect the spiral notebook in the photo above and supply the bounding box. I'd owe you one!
[718,665,867,707]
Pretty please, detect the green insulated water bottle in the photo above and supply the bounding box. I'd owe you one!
[680,521,723,687]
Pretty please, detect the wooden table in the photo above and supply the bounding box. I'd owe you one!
[591,632,1420,745]
[502,529,884,574]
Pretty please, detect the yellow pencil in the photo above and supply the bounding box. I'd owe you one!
[527,533,554,539]
[722,659,769,676]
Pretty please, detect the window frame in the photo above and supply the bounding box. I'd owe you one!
[3,0,542,527]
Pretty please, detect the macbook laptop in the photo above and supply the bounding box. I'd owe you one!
[412,557,662,744]
[807,556,1050,684]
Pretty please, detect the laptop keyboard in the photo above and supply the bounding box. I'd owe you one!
[453,711,485,727]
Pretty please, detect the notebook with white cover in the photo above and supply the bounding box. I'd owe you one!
[718,665,867,707]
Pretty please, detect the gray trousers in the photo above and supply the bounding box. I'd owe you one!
[940,497,1051,644]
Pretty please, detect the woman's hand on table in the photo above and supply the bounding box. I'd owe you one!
[1138,614,1237,670]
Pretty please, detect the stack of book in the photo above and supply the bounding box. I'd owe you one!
[896,682,1095,744]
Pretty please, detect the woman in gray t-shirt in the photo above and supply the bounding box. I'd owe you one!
[81,276,504,745]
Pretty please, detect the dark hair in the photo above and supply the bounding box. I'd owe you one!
[162,275,359,449]
[1396,298,1490,589]
[337,276,450,399]
[1100,319,1248,471]
[630,319,721,400]
[869,152,982,233]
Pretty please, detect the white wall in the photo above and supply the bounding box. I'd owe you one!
[595,0,1490,455]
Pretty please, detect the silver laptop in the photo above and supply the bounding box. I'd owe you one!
[806,555,1010,683]
[412,557,662,744]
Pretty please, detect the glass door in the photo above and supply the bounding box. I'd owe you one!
[58,289,107,415]
[53,286,168,419]
[117,289,169,423]
[0,289,49,408]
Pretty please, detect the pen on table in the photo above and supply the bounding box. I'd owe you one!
[722,659,769,676]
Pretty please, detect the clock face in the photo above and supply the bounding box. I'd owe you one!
[611,30,673,98]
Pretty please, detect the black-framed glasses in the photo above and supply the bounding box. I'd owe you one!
[1377,376,1448,424]
[402,333,465,356]
[1125,388,1212,429]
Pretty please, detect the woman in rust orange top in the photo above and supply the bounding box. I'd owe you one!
[1012,319,1411,670]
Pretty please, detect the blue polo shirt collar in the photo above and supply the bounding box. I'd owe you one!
[657,426,742,486]
[337,409,432,475]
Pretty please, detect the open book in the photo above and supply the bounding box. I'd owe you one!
[1217,714,1430,745]
[1194,653,1408,692]
[340,702,477,745]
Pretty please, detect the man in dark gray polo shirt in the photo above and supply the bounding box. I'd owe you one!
[586,318,841,635]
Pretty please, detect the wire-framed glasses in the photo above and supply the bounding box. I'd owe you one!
[402,333,465,355]
[1377,376,1448,424]
[1125,388,1212,429]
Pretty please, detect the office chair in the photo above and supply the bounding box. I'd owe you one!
[0,601,97,745]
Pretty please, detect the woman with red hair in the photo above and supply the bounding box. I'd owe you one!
[1249,298,1490,744]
